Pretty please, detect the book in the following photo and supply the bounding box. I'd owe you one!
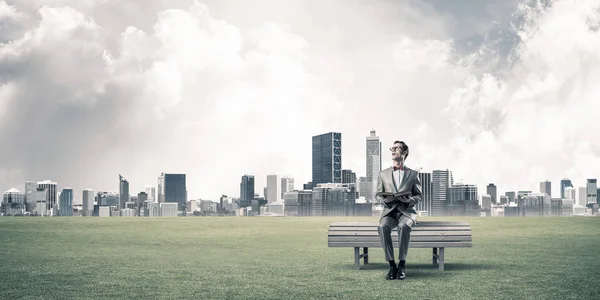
[376,191,412,204]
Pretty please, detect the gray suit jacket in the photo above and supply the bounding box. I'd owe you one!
[376,166,423,222]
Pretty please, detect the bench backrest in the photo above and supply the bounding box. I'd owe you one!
[328,221,472,248]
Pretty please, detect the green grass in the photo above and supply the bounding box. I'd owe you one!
[0,216,598,300]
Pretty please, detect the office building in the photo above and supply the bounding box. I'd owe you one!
[59,188,73,216]
[312,132,342,185]
[160,202,179,216]
[432,169,453,216]
[159,173,187,211]
[365,130,381,202]
[24,181,38,213]
[586,179,597,205]
[416,171,432,214]
[266,174,280,204]
[37,180,57,215]
[540,181,551,197]
[482,194,492,210]
[342,169,357,184]
[486,183,497,204]
[578,187,587,207]
[505,191,516,204]
[358,177,368,198]
[447,183,479,216]
[519,193,551,216]
[560,179,573,199]
[499,195,508,205]
[82,189,94,216]
[2,188,26,216]
[564,186,576,202]
[311,183,348,217]
[283,190,312,216]
[280,177,294,199]
[240,175,255,208]
[145,185,156,201]
[119,175,129,209]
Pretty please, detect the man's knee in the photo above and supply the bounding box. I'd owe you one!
[398,220,414,232]
[378,222,392,232]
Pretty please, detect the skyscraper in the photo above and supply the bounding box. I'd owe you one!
[281,177,294,198]
[312,132,342,185]
[417,171,432,214]
[267,174,280,203]
[432,170,453,216]
[24,181,37,213]
[540,180,551,197]
[159,173,187,211]
[505,191,516,203]
[586,179,597,205]
[145,185,156,202]
[448,183,478,216]
[486,183,497,204]
[59,188,73,216]
[560,179,573,199]
[119,175,129,209]
[357,177,368,199]
[37,180,57,215]
[240,175,255,208]
[365,130,382,202]
[82,189,94,216]
[342,169,356,184]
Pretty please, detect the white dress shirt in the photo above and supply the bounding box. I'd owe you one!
[392,167,404,192]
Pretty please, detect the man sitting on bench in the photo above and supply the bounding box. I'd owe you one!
[376,140,423,280]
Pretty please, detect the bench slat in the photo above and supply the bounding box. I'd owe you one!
[328,226,471,231]
[328,241,472,248]
[330,221,471,227]
[328,230,472,236]
[328,236,472,242]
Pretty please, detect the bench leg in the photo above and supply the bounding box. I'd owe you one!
[433,247,438,266]
[363,247,368,265]
[354,247,360,270]
[438,247,445,271]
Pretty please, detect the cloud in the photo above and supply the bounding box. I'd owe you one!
[0,1,23,21]
[1,0,599,202]
[412,0,600,197]
[0,0,347,197]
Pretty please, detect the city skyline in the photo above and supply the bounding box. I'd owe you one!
[1,1,600,200]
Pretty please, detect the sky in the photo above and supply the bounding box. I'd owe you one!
[1,0,600,202]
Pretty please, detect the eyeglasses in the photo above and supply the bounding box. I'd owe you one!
[390,146,401,152]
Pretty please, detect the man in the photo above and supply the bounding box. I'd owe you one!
[376,140,422,280]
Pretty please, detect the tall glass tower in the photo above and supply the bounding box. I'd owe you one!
[560,179,573,199]
[432,169,453,216]
[365,130,382,202]
[240,175,255,208]
[312,132,342,185]
[119,175,129,209]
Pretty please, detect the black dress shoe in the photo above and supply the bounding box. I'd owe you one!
[397,267,406,280]
[386,266,398,280]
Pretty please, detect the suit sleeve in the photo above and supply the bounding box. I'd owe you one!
[375,171,384,204]
[408,171,422,207]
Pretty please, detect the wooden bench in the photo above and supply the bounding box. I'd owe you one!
[327,221,472,271]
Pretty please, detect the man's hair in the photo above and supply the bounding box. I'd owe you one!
[393,140,409,159]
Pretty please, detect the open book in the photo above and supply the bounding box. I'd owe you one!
[376,191,412,204]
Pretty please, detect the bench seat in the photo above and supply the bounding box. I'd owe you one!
[327,221,473,271]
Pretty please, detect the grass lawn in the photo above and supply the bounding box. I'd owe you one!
[0,216,598,300]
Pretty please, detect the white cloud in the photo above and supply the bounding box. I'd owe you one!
[1,0,600,201]
[413,0,600,196]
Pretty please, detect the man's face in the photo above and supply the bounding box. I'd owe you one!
[390,143,403,160]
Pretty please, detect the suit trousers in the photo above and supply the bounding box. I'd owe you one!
[378,208,415,261]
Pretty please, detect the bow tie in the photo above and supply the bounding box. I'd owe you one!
[393,165,403,171]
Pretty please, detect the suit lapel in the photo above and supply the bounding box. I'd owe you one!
[398,167,412,192]
[390,167,398,192]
